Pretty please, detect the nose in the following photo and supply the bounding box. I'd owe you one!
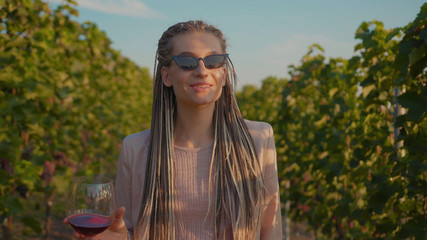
[193,59,209,76]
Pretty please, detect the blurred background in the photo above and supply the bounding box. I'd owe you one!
[1,0,426,239]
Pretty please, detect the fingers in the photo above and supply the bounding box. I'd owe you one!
[73,231,86,239]
[110,207,125,225]
[107,207,128,235]
[114,207,126,220]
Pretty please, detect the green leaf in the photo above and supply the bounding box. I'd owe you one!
[386,28,402,42]
[409,45,426,65]
[362,84,375,98]
[66,0,78,6]
[4,196,23,215]
[5,37,26,49]
[34,82,54,99]
[409,55,427,78]
[20,216,42,234]
[329,87,338,98]
[23,0,32,7]
[0,169,11,186]
[58,86,70,98]
[0,51,13,64]
[397,90,427,121]
[349,158,359,168]
[420,27,427,44]
[360,76,375,87]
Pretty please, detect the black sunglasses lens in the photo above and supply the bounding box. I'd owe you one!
[204,55,226,69]
[175,56,198,70]
[173,54,227,70]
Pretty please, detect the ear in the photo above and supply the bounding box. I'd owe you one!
[161,66,173,87]
[221,66,226,86]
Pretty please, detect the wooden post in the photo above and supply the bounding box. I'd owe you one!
[2,216,12,240]
[283,180,290,240]
[44,189,54,240]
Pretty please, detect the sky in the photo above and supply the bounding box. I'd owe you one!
[47,0,425,89]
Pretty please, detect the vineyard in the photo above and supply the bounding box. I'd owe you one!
[1,0,426,239]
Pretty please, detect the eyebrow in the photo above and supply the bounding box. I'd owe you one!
[175,51,220,56]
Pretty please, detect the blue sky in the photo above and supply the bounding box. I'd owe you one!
[48,0,425,88]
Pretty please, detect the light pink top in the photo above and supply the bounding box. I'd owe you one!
[115,120,282,239]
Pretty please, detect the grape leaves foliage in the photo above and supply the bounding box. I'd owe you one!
[237,4,426,239]
[0,0,152,235]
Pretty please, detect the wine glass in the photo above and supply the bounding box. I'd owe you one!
[66,176,117,237]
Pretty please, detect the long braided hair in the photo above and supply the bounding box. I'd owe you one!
[135,20,264,240]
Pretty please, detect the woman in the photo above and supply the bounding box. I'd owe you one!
[72,20,282,240]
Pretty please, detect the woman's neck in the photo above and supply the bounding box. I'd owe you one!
[174,103,215,148]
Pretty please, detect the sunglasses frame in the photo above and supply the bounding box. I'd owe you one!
[168,54,229,71]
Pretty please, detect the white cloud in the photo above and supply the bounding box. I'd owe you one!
[48,0,165,19]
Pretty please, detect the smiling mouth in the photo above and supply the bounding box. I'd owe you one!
[189,83,213,93]
[190,83,212,88]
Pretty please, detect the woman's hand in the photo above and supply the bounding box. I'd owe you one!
[64,207,128,240]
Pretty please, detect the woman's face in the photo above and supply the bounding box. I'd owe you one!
[161,32,226,109]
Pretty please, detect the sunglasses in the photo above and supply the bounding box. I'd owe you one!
[168,54,229,71]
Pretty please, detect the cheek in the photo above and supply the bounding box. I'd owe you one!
[217,67,226,86]
[215,85,224,102]
[169,70,189,86]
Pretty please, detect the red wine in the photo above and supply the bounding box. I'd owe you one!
[68,213,111,236]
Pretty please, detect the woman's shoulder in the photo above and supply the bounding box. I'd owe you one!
[243,120,276,169]
[244,119,274,139]
[122,128,151,150]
